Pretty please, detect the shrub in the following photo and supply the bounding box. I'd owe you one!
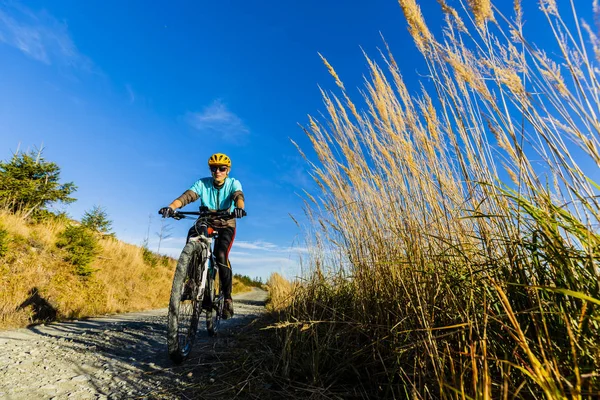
[142,245,159,267]
[81,205,113,235]
[0,226,8,257]
[56,225,99,277]
[29,209,70,224]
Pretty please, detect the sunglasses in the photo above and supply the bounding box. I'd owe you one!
[210,166,229,173]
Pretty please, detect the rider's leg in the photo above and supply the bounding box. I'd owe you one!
[216,262,233,318]
[214,226,236,317]
[186,226,195,242]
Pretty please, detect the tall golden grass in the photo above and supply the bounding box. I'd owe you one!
[0,211,252,329]
[265,272,295,311]
[273,0,600,397]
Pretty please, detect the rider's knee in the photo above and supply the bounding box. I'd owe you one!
[216,261,230,271]
[214,251,227,265]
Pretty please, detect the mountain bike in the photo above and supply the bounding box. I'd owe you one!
[163,209,234,364]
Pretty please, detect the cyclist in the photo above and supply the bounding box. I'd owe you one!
[158,153,246,319]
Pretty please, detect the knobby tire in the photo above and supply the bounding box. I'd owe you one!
[167,241,203,364]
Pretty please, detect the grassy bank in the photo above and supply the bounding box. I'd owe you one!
[0,210,175,329]
[0,211,252,329]
[267,0,600,398]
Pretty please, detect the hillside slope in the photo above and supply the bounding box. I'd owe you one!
[0,211,249,329]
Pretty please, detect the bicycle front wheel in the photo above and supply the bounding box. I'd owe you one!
[167,241,204,364]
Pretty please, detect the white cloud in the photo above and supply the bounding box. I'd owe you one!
[229,250,252,256]
[235,241,278,251]
[139,236,304,281]
[230,254,300,282]
[161,236,187,243]
[186,100,249,142]
[235,240,309,254]
[0,3,92,70]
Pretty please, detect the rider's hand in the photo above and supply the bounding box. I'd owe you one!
[158,207,174,218]
[233,207,246,219]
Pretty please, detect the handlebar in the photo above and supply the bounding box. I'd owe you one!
[160,209,237,220]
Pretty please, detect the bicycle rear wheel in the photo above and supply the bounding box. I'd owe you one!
[206,264,223,337]
[167,241,204,364]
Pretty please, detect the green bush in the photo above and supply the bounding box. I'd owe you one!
[140,240,172,268]
[142,245,159,267]
[56,225,99,277]
[81,205,113,235]
[29,209,70,224]
[0,226,9,257]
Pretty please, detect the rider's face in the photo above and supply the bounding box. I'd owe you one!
[211,166,229,180]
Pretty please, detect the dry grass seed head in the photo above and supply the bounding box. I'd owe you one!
[494,64,526,95]
[437,0,467,31]
[467,0,495,28]
[540,0,559,17]
[398,0,434,53]
[319,54,345,91]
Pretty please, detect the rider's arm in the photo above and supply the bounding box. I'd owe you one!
[232,190,244,209]
[169,190,199,210]
[236,197,245,209]
[231,178,245,210]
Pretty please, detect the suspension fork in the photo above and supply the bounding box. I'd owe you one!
[191,242,208,301]
[190,222,216,302]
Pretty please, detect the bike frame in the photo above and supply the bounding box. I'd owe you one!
[188,231,216,303]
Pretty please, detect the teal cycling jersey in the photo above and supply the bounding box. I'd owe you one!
[188,177,243,212]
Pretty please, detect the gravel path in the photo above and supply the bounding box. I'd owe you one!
[0,288,268,399]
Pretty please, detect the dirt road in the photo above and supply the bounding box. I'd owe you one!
[0,288,268,399]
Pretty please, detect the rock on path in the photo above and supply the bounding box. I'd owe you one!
[0,288,267,399]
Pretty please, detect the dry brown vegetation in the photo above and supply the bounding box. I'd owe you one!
[265,272,295,311]
[268,0,600,398]
[0,210,175,329]
[0,211,250,329]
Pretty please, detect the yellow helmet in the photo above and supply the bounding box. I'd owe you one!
[208,153,231,167]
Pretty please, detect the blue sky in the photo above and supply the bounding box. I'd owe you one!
[0,0,420,281]
[1,1,597,280]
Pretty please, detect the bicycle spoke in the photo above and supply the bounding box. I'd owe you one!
[177,297,196,352]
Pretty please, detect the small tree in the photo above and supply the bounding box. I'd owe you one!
[81,205,113,235]
[56,225,99,277]
[0,149,76,218]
